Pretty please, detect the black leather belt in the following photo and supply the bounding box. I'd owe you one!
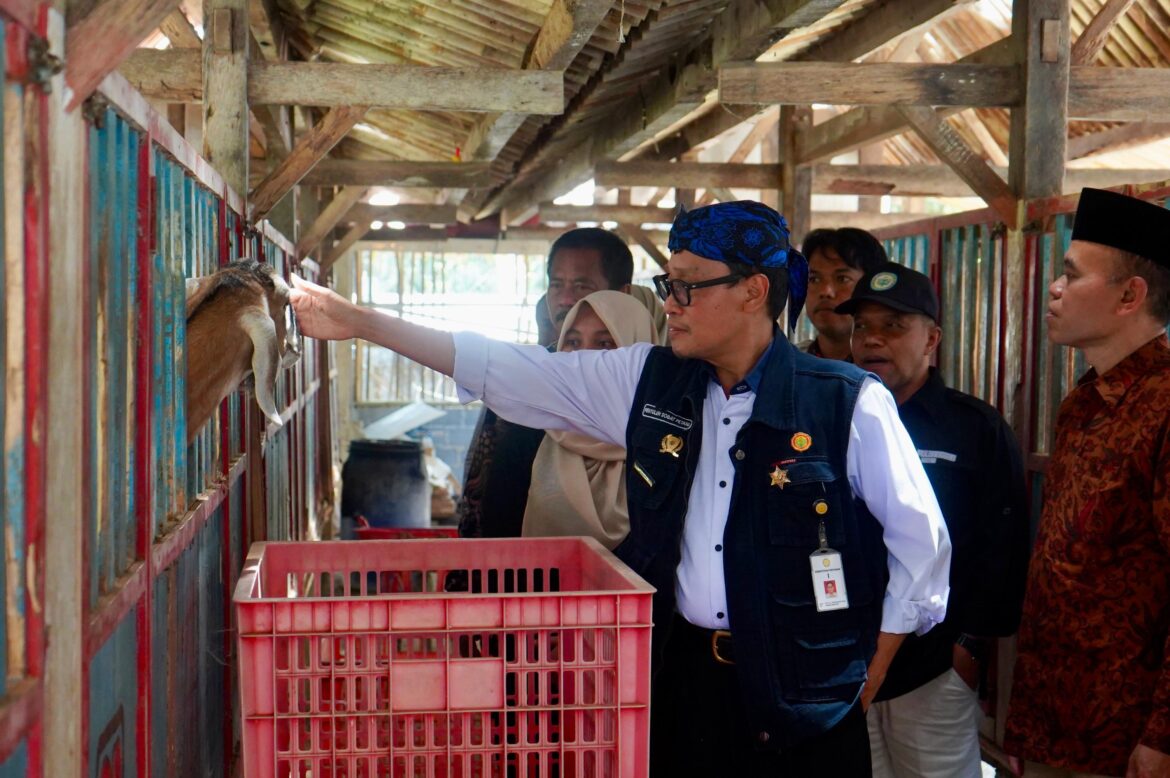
[671,613,735,665]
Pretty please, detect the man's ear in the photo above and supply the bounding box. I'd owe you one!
[1119,276,1150,316]
[926,323,943,357]
[742,273,770,313]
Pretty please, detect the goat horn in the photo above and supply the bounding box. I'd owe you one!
[239,308,284,428]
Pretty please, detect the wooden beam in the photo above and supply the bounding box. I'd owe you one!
[1067,121,1170,159]
[798,37,1015,163]
[462,0,612,163]
[250,62,564,113]
[781,105,812,243]
[809,211,932,231]
[595,161,783,189]
[719,62,1020,108]
[1067,67,1170,122]
[249,105,368,222]
[118,48,202,102]
[117,51,566,113]
[636,0,967,165]
[539,203,677,225]
[1071,0,1137,65]
[300,160,494,188]
[159,6,201,48]
[793,0,974,63]
[1009,0,1069,200]
[349,204,460,225]
[897,105,1019,227]
[504,225,672,241]
[483,0,851,218]
[810,163,1170,196]
[618,224,668,269]
[297,187,368,259]
[321,223,368,274]
[248,0,287,59]
[64,0,180,109]
[203,0,249,197]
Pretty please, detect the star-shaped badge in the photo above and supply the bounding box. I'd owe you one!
[769,467,790,489]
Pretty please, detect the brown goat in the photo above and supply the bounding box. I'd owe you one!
[185,259,301,444]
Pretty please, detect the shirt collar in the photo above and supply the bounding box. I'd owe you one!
[709,333,778,395]
[1080,333,1170,406]
[901,367,947,421]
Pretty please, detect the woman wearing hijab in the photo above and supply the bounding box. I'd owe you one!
[521,290,661,548]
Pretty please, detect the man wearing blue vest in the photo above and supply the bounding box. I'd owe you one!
[289,201,952,776]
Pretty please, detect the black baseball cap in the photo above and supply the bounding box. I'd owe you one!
[834,262,940,323]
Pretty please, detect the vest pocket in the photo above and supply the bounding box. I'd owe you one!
[765,459,848,547]
[791,629,867,699]
[630,449,682,510]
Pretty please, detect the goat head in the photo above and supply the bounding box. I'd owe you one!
[185,259,301,443]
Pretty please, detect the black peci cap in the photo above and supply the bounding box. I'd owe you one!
[834,262,940,323]
[1070,188,1170,266]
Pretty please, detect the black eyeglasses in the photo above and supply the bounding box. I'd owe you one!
[653,273,741,307]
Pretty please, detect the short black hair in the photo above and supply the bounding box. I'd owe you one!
[547,228,633,290]
[725,262,789,320]
[802,228,888,276]
[1114,250,1170,324]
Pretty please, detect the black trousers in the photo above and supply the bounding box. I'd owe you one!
[649,615,872,778]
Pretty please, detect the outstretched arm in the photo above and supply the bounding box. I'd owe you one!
[290,274,456,375]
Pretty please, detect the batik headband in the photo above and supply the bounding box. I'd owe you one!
[667,200,808,330]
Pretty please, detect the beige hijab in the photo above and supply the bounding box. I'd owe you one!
[628,284,670,344]
[522,291,662,547]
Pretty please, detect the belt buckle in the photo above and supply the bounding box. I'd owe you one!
[711,629,734,665]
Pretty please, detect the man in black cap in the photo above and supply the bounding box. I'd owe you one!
[287,201,951,776]
[837,263,1030,778]
[1005,188,1170,778]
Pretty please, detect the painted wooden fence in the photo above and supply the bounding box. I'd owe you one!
[0,3,338,775]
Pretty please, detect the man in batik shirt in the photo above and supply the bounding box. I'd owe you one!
[1005,188,1170,778]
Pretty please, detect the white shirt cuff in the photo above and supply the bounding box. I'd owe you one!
[880,588,950,636]
[452,331,489,403]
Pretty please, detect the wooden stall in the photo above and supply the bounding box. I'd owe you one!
[0,2,338,775]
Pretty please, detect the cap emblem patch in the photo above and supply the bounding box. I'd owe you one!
[870,272,898,291]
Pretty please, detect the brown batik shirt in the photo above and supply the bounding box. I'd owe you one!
[1005,334,1170,774]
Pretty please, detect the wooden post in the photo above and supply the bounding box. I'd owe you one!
[858,145,884,213]
[202,0,249,197]
[997,0,1070,751]
[780,106,812,247]
[45,7,86,774]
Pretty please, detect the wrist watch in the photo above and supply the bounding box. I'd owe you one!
[955,633,988,663]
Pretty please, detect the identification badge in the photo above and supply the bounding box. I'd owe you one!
[810,548,849,612]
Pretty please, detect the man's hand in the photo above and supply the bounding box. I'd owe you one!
[290,274,366,341]
[1128,745,1170,778]
[861,631,907,712]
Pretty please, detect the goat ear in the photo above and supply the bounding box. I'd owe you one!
[186,275,220,319]
[239,308,284,427]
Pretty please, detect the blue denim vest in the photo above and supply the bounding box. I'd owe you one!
[616,335,889,747]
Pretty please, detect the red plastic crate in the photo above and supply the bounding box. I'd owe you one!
[235,537,655,778]
[353,516,459,541]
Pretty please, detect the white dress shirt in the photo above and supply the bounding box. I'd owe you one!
[452,332,950,635]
